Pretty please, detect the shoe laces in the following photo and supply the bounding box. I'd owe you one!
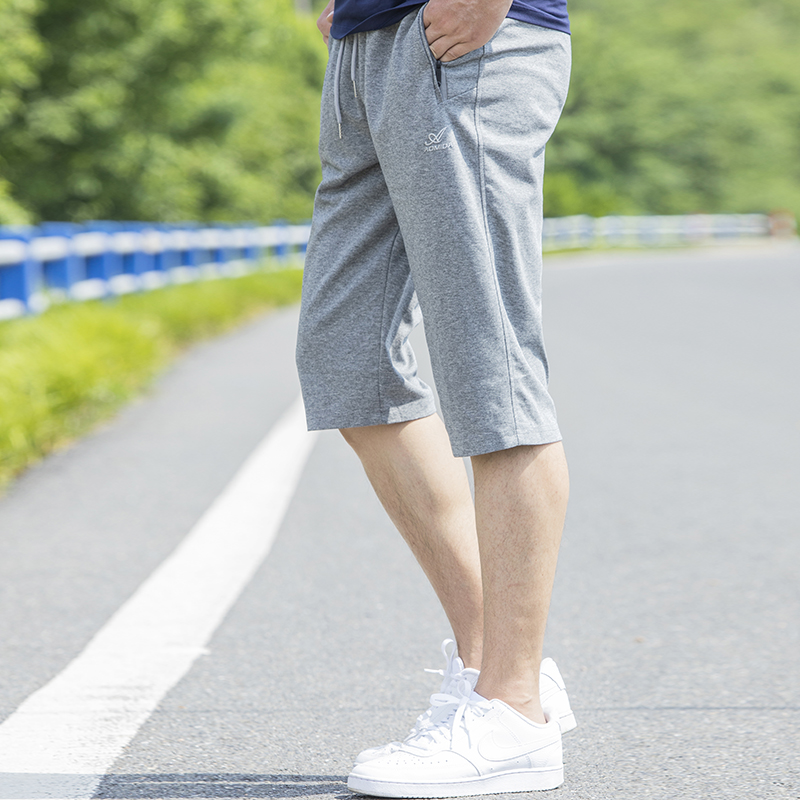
[407,677,491,751]
[423,638,464,693]
[404,639,465,738]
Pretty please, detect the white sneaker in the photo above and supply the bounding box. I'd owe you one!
[540,657,577,733]
[355,641,576,765]
[348,682,563,797]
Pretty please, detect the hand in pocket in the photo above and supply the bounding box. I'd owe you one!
[423,0,512,61]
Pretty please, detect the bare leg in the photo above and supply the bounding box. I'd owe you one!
[472,442,569,723]
[341,415,484,668]
[341,418,570,724]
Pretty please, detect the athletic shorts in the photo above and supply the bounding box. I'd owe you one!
[296,8,571,458]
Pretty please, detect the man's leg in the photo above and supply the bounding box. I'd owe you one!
[341,414,483,669]
[472,441,569,724]
[342,418,568,723]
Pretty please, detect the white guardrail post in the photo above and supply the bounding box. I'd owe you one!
[0,214,788,321]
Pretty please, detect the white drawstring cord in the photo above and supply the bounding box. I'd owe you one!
[333,36,359,139]
[333,41,344,139]
[351,36,359,99]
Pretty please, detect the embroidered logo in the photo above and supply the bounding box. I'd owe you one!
[424,127,454,152]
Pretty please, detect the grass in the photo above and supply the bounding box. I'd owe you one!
[0,265,303,489]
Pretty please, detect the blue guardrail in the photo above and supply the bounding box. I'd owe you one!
[0,214,782,321]
[0,221,311,320]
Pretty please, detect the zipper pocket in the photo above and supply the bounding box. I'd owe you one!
[435,59,448,97]
[417,6,445,100]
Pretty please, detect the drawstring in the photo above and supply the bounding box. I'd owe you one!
[333,43,344,139]
[351,36,359,99]
[333,36,359,139]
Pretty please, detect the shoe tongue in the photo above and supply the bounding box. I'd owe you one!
[462,668,480,688]
[469,689,495,709]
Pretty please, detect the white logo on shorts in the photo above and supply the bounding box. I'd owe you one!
[424,127,454,152]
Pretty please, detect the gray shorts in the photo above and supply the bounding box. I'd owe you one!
[296,9,571,457]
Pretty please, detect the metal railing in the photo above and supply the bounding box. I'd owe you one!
[541,212,777,251]
[0,222,311,321]
[0,213,786,320]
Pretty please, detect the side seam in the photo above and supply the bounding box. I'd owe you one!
[376,227,405,420]
[474,51,520,448]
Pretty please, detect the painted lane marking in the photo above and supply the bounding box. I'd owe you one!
[0,398,317,800]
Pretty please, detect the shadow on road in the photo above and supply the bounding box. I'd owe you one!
[94,774,350,798]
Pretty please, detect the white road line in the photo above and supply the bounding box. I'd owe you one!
[0,398,317,800]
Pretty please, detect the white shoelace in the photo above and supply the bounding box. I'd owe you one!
[423,638,462,691]
[401,639,464,738]
[406,677,491,750]
[368,640,475,753]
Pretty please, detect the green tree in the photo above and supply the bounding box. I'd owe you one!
[545,0,800,218]
[3,0,799,225]
[131,4,326,222]
[0,0,44,223]
[1,0,326,223]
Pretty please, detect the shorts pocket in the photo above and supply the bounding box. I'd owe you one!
[415,5,483,102]
[439,48,483,100]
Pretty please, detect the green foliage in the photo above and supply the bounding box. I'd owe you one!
[0,0,44,223]
[0,0,326,224]
[545,0,800,218]
[1,0,799,223]
[0,0,43,129]
[0,267,303,487]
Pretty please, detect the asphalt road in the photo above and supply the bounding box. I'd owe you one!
[0,243,798,799]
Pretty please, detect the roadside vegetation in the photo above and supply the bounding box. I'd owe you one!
[0,0,326,224]
[2,0,799,226]
[545,0,800,219]
[0,268,303,489]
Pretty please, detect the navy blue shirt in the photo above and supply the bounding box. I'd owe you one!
[331,1,570,39]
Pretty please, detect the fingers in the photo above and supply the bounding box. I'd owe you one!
[422,3,453,60]
[423,0,511,61]
[434,41,472,63]
[317,0,335,44]
[424,27,460,62]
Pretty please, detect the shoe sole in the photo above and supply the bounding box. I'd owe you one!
[347,766,564,797]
